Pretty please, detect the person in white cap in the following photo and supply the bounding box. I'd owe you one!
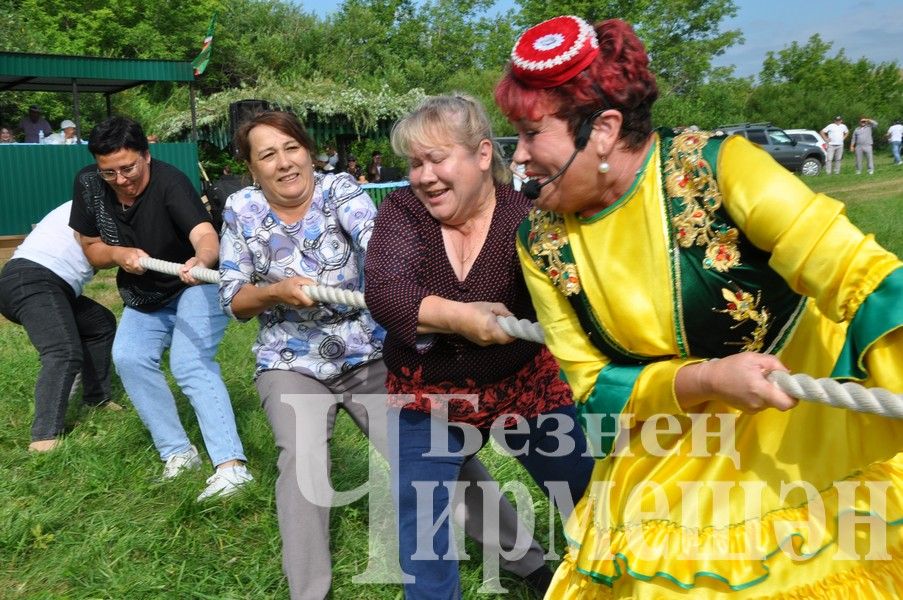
[45,119,80,145]
[313,152,335,172]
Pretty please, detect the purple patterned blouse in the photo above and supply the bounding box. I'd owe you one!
[219,172,385,382]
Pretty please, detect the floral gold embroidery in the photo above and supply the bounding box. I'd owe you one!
[527,208,582,296]
[666,131,741,272]
[717,287,770,352]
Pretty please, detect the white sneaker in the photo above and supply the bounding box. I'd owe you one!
[196,464,253,502]
[161,445,202,479]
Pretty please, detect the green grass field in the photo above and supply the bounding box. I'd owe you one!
[0,157,900,599]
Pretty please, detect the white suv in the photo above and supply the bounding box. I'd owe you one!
[785,129,828,162]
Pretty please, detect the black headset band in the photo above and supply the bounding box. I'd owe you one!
[575,109,605,150]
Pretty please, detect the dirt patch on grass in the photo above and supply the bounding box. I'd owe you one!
[822,179,902,199]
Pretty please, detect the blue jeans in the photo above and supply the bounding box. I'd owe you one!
[891,140,902,164]
[389,405,593,600]
[0,259,116,441]
[112,284,245,466]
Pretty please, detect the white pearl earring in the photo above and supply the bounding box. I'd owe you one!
[598,161,610,174]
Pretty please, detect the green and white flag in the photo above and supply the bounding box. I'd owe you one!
[192,14,217,77]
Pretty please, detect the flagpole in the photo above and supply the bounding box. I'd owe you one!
[190,83,198,142]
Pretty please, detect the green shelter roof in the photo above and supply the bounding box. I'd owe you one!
[0,51,195,94]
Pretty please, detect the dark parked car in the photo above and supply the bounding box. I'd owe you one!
[494,136,518,163]
[716,123,825,176]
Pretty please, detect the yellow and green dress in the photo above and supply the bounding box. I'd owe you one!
[516,130,903,598]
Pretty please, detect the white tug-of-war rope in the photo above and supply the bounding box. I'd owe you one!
[138,257,547,343]
[767,371,903,419]
[139,257,220,285]
[138,257,901,417]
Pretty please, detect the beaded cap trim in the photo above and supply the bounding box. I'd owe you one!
[510,16,600,88]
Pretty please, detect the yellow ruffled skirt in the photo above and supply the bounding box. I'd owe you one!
[549,307,903,598]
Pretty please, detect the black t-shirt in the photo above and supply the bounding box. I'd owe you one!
[69,159,212,311]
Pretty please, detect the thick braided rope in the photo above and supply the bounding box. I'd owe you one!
[139,258,545,340]
[139,257,219,284]
[767,371,903,419]
[138,257,898,416]
[301,285,366,309]
[496,316,545,344]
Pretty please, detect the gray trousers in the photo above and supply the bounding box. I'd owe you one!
[826,144,844,174]
[256,363,546,600]
[855,144,874,173]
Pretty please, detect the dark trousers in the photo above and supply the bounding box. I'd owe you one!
[390,405,594,599]
[0,258,116,441]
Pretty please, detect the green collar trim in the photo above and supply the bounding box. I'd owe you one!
[578,138,659,224]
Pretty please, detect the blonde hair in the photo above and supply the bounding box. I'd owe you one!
[391,93,511,185]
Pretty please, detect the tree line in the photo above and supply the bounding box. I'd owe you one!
[2,0,901,144]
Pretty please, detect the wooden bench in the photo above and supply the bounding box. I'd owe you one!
[0,235,25,263]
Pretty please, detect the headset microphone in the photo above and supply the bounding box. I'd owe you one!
[521,110,602,201]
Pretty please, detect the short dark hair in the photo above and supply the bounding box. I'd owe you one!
[88,116,149,156]
[233,111,315,162]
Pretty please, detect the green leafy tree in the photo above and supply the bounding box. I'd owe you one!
[319,0,519,94]
[748,35,902,132]
[12,0,220,58]
[205,0,327,93]
[654,73,753,128]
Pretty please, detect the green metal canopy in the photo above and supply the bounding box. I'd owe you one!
[0,51,201,236]
[0,51,195,94]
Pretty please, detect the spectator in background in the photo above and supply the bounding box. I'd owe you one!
[325,144,339,169]
[18,105,52,143]
[886,118,903,166]
[45,119,80,145]
[313,152,334,173]
[820,115,849,174]
[343,153,364,181]
[69,116,253,502]
[0,201,118,452]
[510,161,527,192]
[367,150,383,182]
[850,116,878,175]
[146,134,160,144]
[0,126,16,143]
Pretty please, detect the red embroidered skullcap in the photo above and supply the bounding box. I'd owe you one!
[509,16,599,89]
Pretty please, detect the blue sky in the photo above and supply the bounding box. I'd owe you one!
[293,0,902,78]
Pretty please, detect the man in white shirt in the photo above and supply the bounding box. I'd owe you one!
[886,119,903,166]
[820,115,849,174]
[45,119,80,145]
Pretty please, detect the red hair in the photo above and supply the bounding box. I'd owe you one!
[495,19,657,150]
